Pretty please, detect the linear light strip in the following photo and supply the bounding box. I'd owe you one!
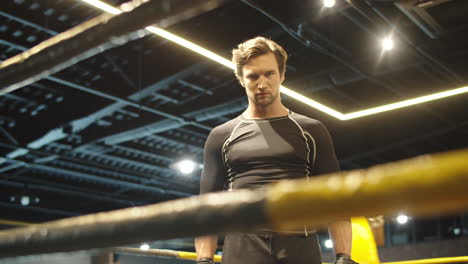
[343,86,468,120]
[79,0,121,14]
[78,0,468,120]
[280,86,345,119]
[146,26,234,69]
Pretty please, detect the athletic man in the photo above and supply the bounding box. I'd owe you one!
[195,37,357,264]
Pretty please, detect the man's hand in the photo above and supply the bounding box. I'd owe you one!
[196,258,214,264]
[334,253,359,264]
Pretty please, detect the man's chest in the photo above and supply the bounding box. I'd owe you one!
[224,122,311,165]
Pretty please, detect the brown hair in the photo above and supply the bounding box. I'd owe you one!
[232,36,288,83]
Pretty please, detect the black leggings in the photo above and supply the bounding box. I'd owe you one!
[222,232,323,264]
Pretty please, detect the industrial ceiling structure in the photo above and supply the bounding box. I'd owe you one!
[1,0,467,252]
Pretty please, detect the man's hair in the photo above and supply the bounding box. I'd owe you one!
[232,36,288,83]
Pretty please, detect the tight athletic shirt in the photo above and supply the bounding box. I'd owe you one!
[200,111,340,194]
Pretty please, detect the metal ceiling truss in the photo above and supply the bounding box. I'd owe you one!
[346,0,464,85]
[0,201,78,217]
[0,6,267,159]
[240,0,410,111]
[110,144,172,164]
[2,83,247,200]
[286,1,457,127]
[50,157,191,194]
[49,159,172,187]
[0,145,193,198]
[0,155,197,208]
[0,0,232,94]
[68,147,181,179]
[0,15,217,153]
[100,96,247,146]
[139,135,203,155]
[37,145,196,192]
[0,38,221,185]
[341,120,468,166]
[0,160,25,173]
[0,125,18,145]
[0,10,58,42]
[0,177,143,207]
[30,163,190,197]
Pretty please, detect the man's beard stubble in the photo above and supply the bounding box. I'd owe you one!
[253,92,278,107]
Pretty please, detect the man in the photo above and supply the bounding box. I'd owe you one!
[195,37,357,264]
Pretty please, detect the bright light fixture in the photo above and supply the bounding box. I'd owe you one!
[280,86,345,119]
[79,0,121,14]
[146,26,234,69]
[20,195,30,206]
[396,214,408,224]
[175,159,197,174]
[77,0,468,120]
[343,85,468,120]
[140,243,150,250]
[324,239,333,248]
[382,36,394,51]
[323,0,336,8]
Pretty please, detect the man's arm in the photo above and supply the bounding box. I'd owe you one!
[330,219,358,264]
[310,121,356,262]
[328,219,352,255]
[195,128,227,261]
[195,235,218,261]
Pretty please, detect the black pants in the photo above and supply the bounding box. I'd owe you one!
[222,232,322,264]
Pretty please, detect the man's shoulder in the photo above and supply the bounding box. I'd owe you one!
[290,112,323,128]
[209,116,242,138]
[204,117,242,147]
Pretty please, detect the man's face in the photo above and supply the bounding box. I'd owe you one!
[240,52,284,107]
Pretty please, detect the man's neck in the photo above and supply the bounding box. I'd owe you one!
[243,102,289,119]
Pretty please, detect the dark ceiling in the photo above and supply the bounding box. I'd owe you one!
[1,0,468,248]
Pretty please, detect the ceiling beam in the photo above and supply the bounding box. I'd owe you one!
[0,201,78,217]
[0,0,231,95]
[0,177,144,207]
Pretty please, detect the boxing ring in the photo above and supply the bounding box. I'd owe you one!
[1,0,467,263]
[0,148,467,262]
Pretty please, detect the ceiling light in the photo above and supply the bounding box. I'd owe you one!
[174,159,197,174]
[453,227,461,236]
[140,243,150,250]
[324,239,333,248]
[382,36,394,51]
[323,0,336,8]
[396,214,408,224]
[145,26,234,69]
[280,86,345,120]
[20,195,30,206]
[10,194,40,206]
[342,85,468,120]
[79,0,121,14]
[77,0,468,120]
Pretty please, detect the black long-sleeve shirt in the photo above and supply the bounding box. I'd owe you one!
[200,111,339,194]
